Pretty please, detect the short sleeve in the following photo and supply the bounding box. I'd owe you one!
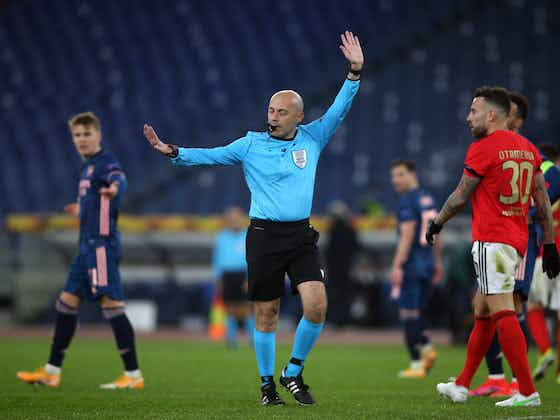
[532,143,543,172]
[97,156,125,184]
[464,142,491,178]
[212,232,225,278]
[544,164,560,205]
[397,196,416,222]
[418,193,437,211]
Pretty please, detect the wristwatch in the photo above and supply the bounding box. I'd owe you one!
[166,144,179,158]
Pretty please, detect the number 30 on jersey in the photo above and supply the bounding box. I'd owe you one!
[499,160,534,205]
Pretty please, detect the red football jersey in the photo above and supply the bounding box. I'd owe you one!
[464,130,542,255]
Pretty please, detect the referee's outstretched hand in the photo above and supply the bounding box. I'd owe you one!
[144,124,172,155]
[339,31,364,70]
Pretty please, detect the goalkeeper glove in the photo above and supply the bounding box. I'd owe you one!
[425,220,442,246]
[542,243,560,279]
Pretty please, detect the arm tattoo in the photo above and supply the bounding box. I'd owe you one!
[436,174,480,226]
[533,172,555,243]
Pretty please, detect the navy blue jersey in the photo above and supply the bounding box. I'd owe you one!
[397,188,438,274]
[536,157,560,213]
[77,149,127,255]
[524,156,560,255]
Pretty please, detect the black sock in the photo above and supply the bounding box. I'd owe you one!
[485,333,504,375]
[417,317,429,346]
[48,299,79,367]
[103,307,139,371]
[404,319,420,361]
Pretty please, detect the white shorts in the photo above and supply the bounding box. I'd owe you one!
[529,257,550,306]
[472,241,521,295]
[529,257,560,309]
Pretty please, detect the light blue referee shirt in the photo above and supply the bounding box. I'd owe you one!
[212,229,247,278]
[171,79,360,221]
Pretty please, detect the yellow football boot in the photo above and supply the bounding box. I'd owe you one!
[100,373,144,389]
[398,367,426,378]
[421,346,438,373]
[16,367,61,387]
[533,348,556,381]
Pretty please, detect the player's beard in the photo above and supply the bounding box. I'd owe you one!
[470,124,488,139]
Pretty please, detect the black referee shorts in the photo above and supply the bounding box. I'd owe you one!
[221,271,247,303]
[246,218,324,302]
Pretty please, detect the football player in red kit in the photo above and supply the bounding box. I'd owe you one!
[426,86,560,407]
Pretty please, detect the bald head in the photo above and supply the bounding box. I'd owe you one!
[270,90,304,113]
[267,90,305,139]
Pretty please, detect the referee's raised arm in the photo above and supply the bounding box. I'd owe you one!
[304,31,363,148]
[340,31,363,81]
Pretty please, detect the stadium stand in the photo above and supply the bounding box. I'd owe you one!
[1,0,558,217]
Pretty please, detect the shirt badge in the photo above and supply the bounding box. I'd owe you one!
[87,165,94,177]
[420,195,433,207]
[292,149,307,169]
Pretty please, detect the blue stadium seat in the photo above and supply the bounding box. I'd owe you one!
[0,0,557,214]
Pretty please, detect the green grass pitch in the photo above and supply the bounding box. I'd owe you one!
[1,338,558,419]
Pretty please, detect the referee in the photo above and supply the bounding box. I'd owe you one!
[144,31,363,406]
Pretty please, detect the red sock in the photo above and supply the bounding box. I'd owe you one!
[527,308,550,354]
[455,316,495,388]
[493,310,536,396]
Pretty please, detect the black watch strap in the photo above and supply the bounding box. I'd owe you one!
[166,144,179,158]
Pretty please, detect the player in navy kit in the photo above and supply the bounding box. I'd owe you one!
[526,144,560,382]
[390,160,442,378]
[17,112,143,389]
